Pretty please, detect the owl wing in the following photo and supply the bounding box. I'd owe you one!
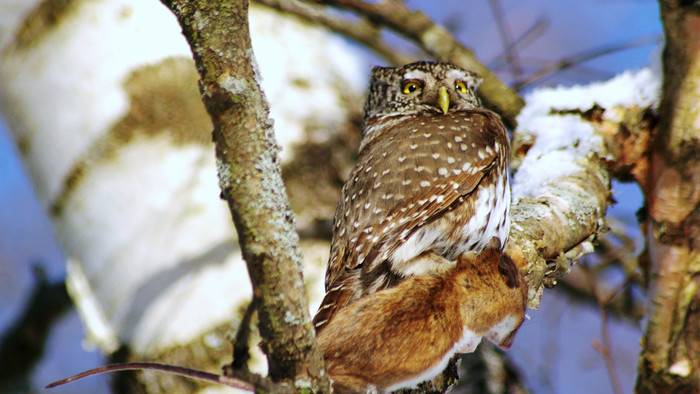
[315,110,507,331]
[360,159,495,270]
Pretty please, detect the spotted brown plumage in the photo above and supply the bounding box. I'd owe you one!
[313,61,511,332]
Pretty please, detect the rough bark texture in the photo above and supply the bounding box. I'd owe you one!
[636,1,700,392]
[508,169,610,308]
[158,0,329,391]
[509,108,614,308]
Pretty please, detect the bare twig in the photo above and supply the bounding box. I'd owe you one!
[487,0,523,81]
[488,17,549,72]
[558,269,645,322]
[457,344,528,393]
[581,263,624,394]
[591,311,624,394]
[515,35,662,89]
[46,363,255,391]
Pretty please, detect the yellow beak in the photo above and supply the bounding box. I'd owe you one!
[438,86,449,114]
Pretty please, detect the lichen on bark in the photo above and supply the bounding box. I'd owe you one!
[159,0,329,391]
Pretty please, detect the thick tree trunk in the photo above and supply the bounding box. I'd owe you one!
[636,1,700,391]
[158,0,330,390]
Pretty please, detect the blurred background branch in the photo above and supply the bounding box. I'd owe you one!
[0,265,71,391]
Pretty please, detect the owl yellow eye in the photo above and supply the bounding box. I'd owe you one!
[455,81,468,94]
[402,81,420,94]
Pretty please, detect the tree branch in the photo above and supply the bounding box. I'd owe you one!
[252,0,417,66]
[636,1,700,391]
[158,0,329,390]
[508,163,609,308]
[510,80,657,309]
[308,0,524,127]
[509,111,609,307]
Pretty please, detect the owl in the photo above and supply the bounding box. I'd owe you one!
[313,61,511,332]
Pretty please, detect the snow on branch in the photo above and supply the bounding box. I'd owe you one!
[509,69,660,308]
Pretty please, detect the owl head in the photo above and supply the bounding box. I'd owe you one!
[362,61,482,126]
